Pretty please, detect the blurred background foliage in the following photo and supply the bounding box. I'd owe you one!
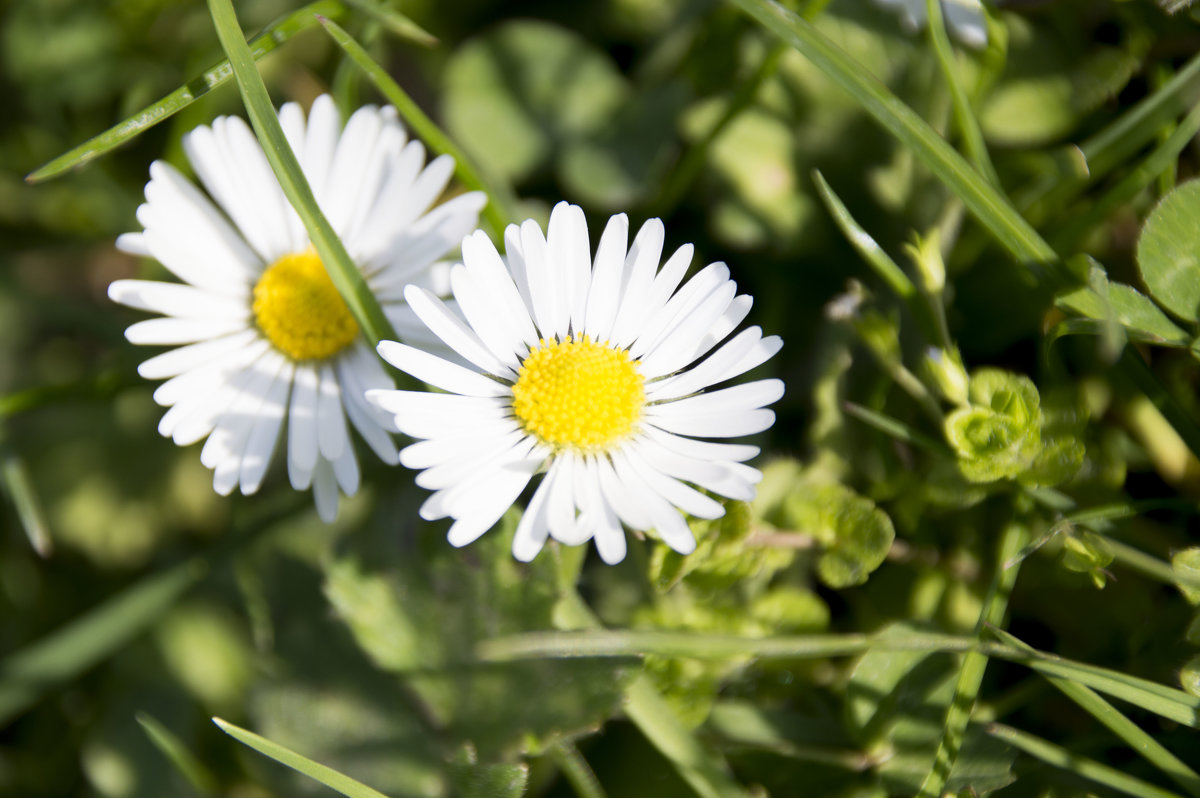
[5,0,1200,796]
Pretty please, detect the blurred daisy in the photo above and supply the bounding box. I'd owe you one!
[366,202,783,564]
[110,95,485,521]
[874,0,988,49]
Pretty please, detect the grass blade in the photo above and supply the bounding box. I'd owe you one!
[984,624,1200,792]
[924,0,999,187]
[0,446,52,557]
[317,15,519,235]
[0,557,207,726]
[918,522,1027,798]
[341,0,437,47]
[842,401,950,455]
[137,712,220,794]
[213,717,391,798]
[26,0,347,183]
[206,0,397,347]
[729,0,1056,268]
[989,723,1186,798]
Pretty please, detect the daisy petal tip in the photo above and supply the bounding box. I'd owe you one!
[668,533,697,556]
[512,536,545,563]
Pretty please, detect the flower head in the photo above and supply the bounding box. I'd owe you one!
[110,95,485,521]
[367,202,783,563]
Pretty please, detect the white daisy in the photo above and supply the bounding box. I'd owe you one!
[874,0,988,49]
[365,202,784,564]
[109,95,485,521]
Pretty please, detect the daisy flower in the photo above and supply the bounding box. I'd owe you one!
[874,0,988,49]
[109,95,485,521]
[366,202,783,564]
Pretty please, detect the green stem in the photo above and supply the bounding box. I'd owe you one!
[206,0,397,348]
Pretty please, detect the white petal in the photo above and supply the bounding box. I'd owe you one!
[445,456,540,548]
[608,218,665,349]
[546,455,582,545]
[419,438,541,521]
[317,362,349,461]
[323,104,384,234]
[635,280,737,376]
[520,218,563,339]
[125,317,246,345]
[136,329,259,380]
[303,94,340,204]
[213,115,294,262]
[332,445,360,496]
[240,359,294,494]
[403,285,514,377]
[620,446,725,520]
[449,263,530,371]
[287,362,321,486]
[582,457,627,564]
[629,262,731,361]
[415,427,528,490]
[367,390,510,439]
[646,329,781,397]
[109,280,248,320]
[648,408,776,438]
[399,424,525,470]
[513,473,554,562]
[460,229,539,348]
[581,213,629,343]
[595,454,652,531]
[649,379,784,419]
[547,202,591,334]
[376,340,506,397]
[312,458,339,522]
[393,153,456,233]
[642,425,761,463]
[610,449,695,554]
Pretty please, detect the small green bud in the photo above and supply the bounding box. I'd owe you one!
[904,229,946,294]
[922,347,969,406]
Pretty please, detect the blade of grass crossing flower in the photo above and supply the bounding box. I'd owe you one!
[206,0,397,348]
[987,628,1200,797]
[213,717,391,798]
[989,723,1186,798]
[341,0,437,46]
[0,445,52,557]
[918,522,1027,798]
[729,0,1057,268]
[924,0,999,187]
[26,0,347,182]
[137,712,220,795]
[318,16,519,234]
[0,556,207,726]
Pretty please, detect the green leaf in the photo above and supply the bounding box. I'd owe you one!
[26,0,347,182]
[1061,530,1115,589]
[325,512,632,760]
[206,0,397,348]
[979,14,1137,147]
[1138,180,1200,323]
[649,501,790,594]
[442,20,627,184]
[1173,548,1200,605]
[448,745,529,798]
[213,717,391,798]
[1181,656,1200,699]
[1057,262,1190,347]
[782,483,895,589]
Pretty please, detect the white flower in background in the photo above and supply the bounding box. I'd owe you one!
[874,0,988,49]
[110,95,485,521]
[366,202,783,564]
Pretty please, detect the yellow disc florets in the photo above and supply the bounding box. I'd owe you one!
[252,250,359,361]
[511,334,644,452]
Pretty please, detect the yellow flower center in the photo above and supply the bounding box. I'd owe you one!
[252,250,359,361]
[512,335,644,451]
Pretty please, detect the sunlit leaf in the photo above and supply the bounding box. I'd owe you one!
[1138,179,1200,323]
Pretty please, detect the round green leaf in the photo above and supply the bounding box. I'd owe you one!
[1137,179,1200,323]
[442,20,628,183]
